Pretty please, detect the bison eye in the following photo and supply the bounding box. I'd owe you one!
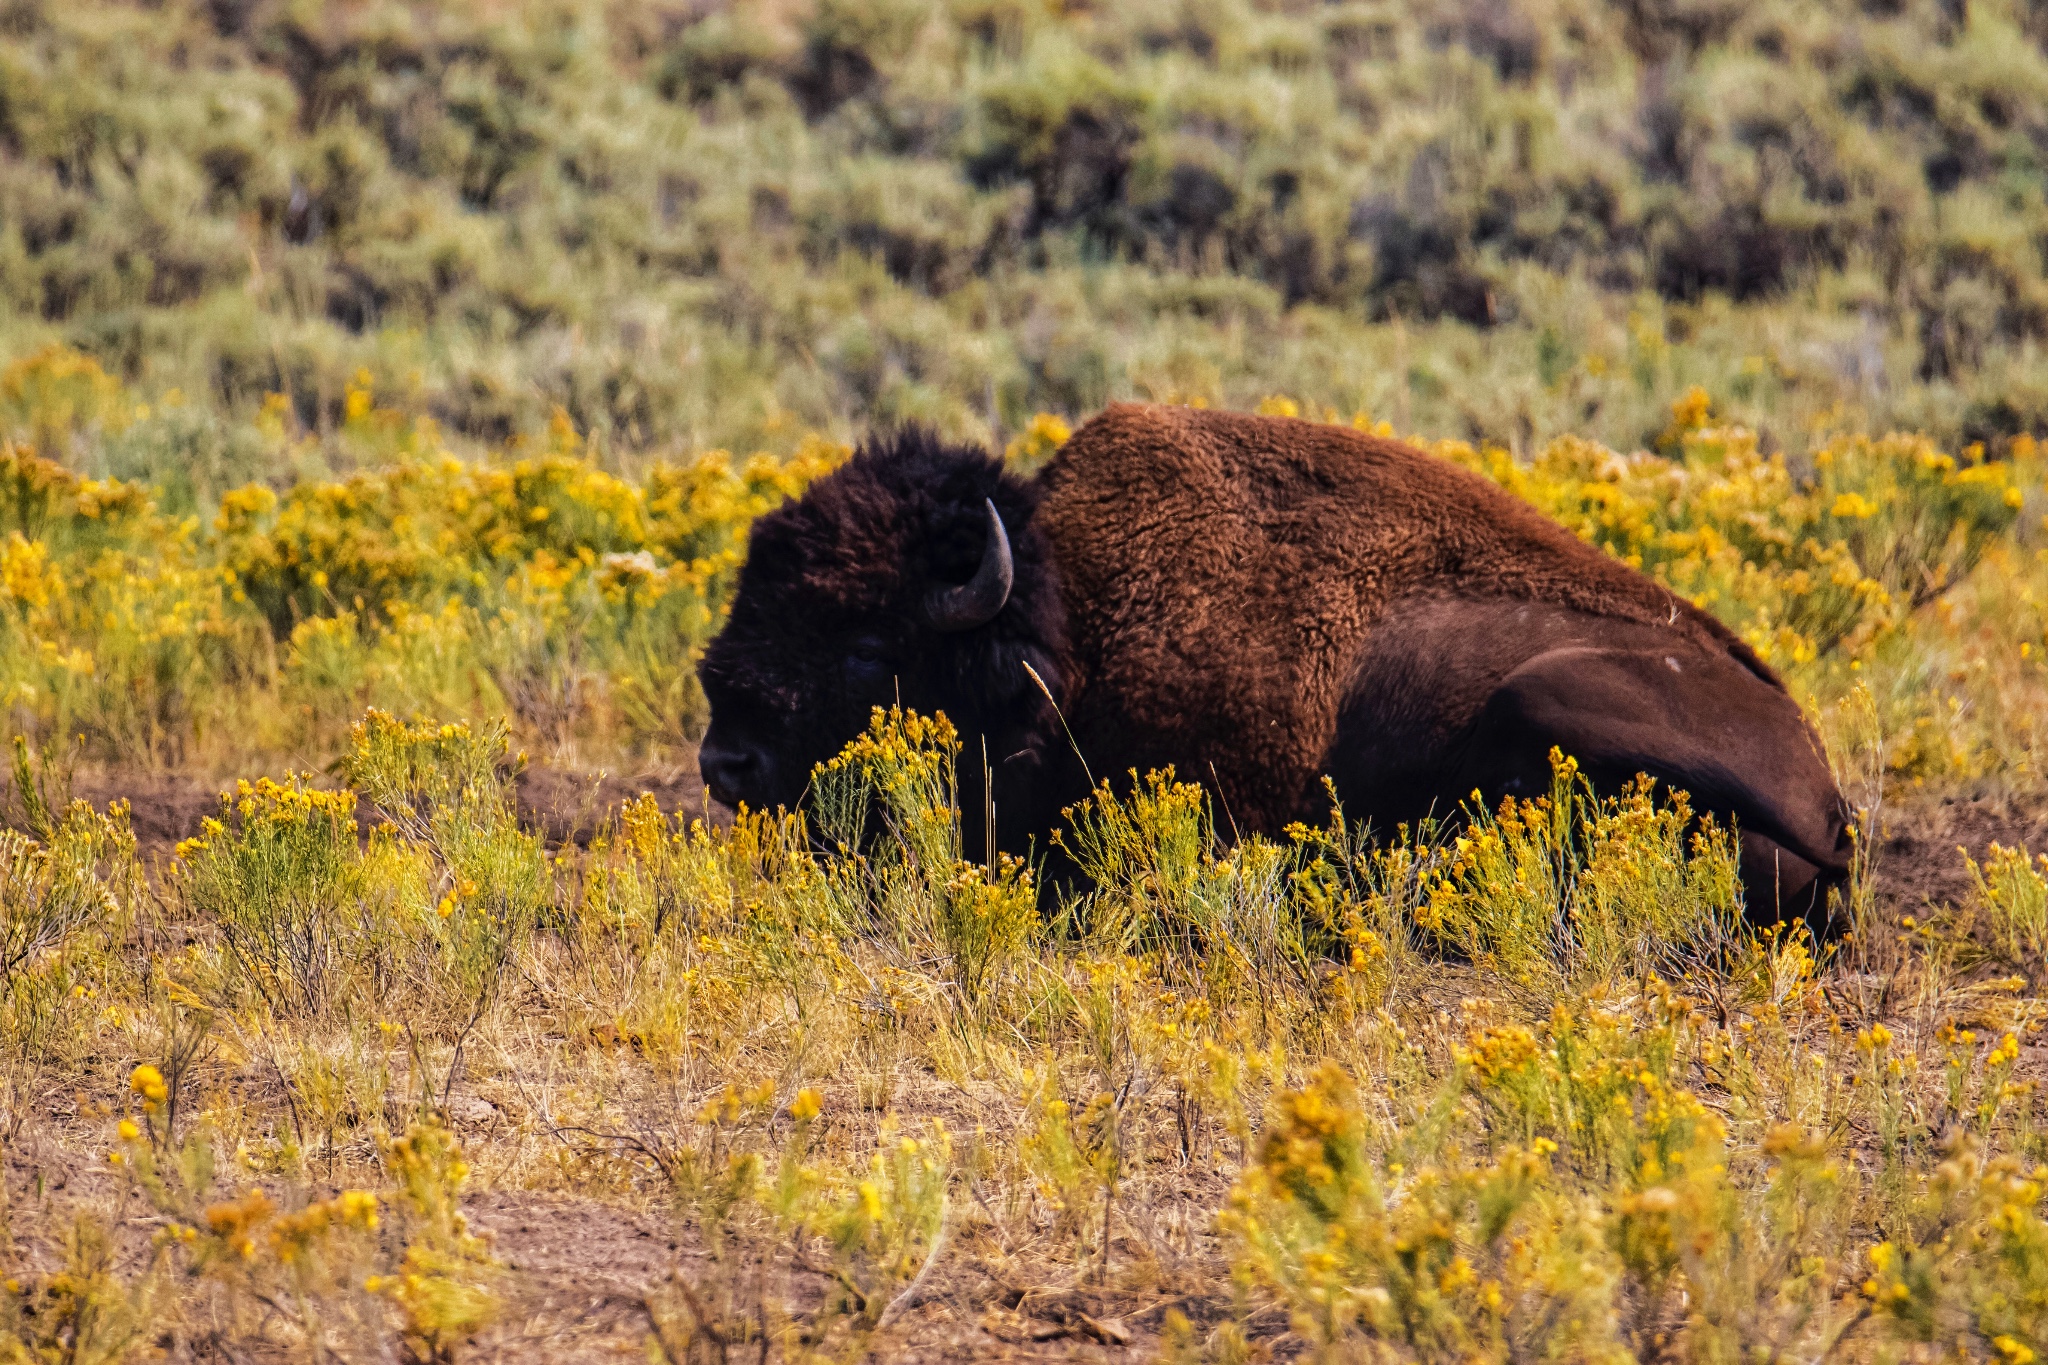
[844,638,892,684]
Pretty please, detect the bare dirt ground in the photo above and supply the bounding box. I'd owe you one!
[461,1188,1208,1363]
[9,1069,1216,1363]
[1869,788,2048,914]
[7,761,2044,1362]
[0,758,709,861]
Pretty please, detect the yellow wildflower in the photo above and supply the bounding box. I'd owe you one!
[129,1064,168,1105]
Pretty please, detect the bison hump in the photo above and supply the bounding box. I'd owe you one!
[1034,403,1740,831]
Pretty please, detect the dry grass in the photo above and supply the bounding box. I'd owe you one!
[5,388,2048,1360]
[4,691,2048,1363]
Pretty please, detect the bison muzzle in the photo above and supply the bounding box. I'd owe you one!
[698,403,1853,933]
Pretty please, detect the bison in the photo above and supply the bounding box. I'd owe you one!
[698,403,1853,932]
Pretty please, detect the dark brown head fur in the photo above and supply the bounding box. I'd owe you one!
[696,427,1070,833]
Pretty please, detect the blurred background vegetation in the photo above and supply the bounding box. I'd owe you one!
[6,0,2048,480]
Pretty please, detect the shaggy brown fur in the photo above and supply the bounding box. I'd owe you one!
[698,402,1851,927]
[1039,404,1790,816]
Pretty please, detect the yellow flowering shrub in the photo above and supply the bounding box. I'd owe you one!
[1436,404,2034,671]
[1054,768,1247,973]
[173,775,374,1018]
[1858,1142,2048,1351]
[93,1114,493,1362]
[1004,411,1073,471]
[1214,989,2048,1364]
[374,1123,501,1356]
[814,707,1038,1007]
[1222,1060,1626,1362]
[1418,751,1742,991]
[0,346,126,455]
[809,1123,951,1327]
[1964,844,2048,970]
[0,532,55,614]
[0,366,2042,778]
[0,364,844,763]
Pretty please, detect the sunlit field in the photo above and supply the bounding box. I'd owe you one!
[13,0,2048,1358]
[5,340,2048,1360]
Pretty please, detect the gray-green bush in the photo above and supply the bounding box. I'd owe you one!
[7,0,2048,483]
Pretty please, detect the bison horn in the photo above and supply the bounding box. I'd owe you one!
[924,498,1013,632]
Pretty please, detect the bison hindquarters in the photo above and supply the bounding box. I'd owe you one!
[1327,594,1853,937]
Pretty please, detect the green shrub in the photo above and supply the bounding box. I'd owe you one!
[173,777,367,1018]
[1417,752,1742,994]
[8,0,2048,458]
[813,706,1039,1010]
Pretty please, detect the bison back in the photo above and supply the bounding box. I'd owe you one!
[1035,402,1768,832]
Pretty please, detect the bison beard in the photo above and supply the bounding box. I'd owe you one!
[698,404,1854,936]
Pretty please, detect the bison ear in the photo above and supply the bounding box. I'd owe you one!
[923,498,1013,632]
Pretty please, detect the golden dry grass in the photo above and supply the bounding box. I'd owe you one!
[6,390,2048,1361]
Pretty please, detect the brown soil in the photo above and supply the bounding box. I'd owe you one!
[1868,788,2048,913]
[462,1188,1183,1362]
[0,759,707,858]
[0,1143,1173,1363]
[7,1083,1198,1364]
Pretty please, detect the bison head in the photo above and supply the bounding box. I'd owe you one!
[696,428,1069,819]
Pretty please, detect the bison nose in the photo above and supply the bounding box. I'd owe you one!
[699,737,765,809]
